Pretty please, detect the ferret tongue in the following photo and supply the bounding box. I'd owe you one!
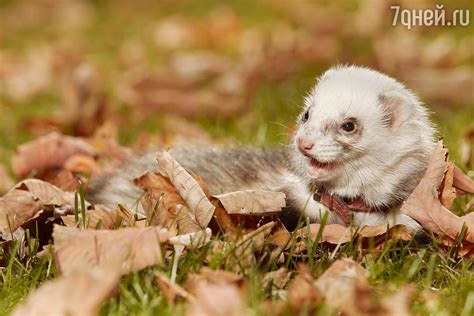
[308,158,334,179]
[310,158,332,169]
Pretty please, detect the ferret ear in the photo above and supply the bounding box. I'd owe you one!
[319,68,336,82]
[378,90,413,129]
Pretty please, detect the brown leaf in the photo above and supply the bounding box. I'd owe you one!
[41,169,83,192]
[185,267,244,291]
[185,268,246,316]
[453,164,474,194]
[168,228,212,248]
[423,140,449,189]
[176,204,203,233]
[0,188,42,237]
[156,272,194,304]
[214,190,285,215]
[64,154,101,176]
[12,267,121,316]
[287,264,323,313]
[12,132,96,179]
[156,151,215,229]
[292,223,410,252]
[401,141,474,242]
[381,284,416,316]
[53,225,170,275]
[61,204,119,229]
[15,178,71,206]
[314,258,370,312]
[0,179,72,237]
[440,161,457,208]
[133,171,182,228]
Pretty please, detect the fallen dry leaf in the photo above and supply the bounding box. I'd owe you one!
[185,267,244,289]
[381,284,416,316]
[287,264,323,313]
[61,204,119,229]
[401,141,474,243]
[0,179,73,237]
[453,164,474,194]
[41,169,83,192]
[156,272,194,304]
[14,178,71,207]
[214,190,285,215]
[186,268,247,316]
[133,171,183,229]
[12,132,97,179]
[314,258,371,312]
[175,204,203,233]
[156,151,215,229]
[440,160,457,209]
[169,228,212,249]
[0,187,43,237]
[291,223,411,253]
[13,267,121,316]
[53,225,170,275]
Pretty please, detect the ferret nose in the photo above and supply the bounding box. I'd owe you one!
[296,137,314,153]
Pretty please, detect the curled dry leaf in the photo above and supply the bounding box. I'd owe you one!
[214,190,285,215]
[176,204,202,233]
[0,179,73,237]
[401,141,474,243]
[291,223,410,253]
[15,178,71,206]
[156,151,215,229]
[0,187,42,237]
[453,164,474,194]
[12,267,121,316]
[440,161,457,209]
[53,225,170,275]
[12,132,96,179]
[133,171,182,228]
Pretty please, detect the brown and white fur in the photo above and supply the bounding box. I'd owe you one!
[89,66,436,232]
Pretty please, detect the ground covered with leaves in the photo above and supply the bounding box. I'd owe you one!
[1,1,473,315]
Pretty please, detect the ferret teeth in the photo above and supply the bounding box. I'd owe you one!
[310,158,332,169]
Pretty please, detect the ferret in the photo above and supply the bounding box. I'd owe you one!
[89,65,436,232]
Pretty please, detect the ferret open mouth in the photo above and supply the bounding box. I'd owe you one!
[309,157,336,169]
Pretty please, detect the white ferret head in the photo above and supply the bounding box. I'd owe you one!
[292,65,436,207]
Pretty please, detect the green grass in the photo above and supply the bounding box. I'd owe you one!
[1,227,472,315]
[0,1,473,315]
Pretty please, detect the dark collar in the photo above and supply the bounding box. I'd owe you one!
[313,191,370,225]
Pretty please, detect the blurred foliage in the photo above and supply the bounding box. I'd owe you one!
[0,0,473,168]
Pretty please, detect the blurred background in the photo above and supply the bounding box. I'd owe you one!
[0,0,473,170]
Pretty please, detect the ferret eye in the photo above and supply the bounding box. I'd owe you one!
[301,110,309,123]
[341,121,356,133]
